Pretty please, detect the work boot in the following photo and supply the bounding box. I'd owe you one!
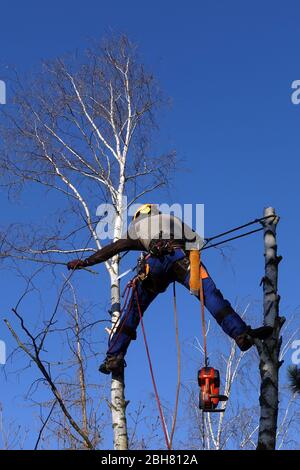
[99,353,126,375]
[235,326,273,352]
[248,326,273,340]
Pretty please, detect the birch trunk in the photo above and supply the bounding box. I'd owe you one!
[256,207,284,450]
[110,186,128,450]
[110,264,129,450]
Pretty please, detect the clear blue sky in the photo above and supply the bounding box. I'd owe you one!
[0,0,300,449]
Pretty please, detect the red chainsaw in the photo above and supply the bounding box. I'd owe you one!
[198,367,228,413]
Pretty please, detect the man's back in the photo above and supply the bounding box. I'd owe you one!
[127,213,203,251]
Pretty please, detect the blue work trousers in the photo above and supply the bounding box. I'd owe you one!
[108,249,247,356]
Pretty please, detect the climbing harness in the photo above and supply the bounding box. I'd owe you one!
[148,238,176,257]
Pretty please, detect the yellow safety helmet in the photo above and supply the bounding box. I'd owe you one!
[133,203,153,220]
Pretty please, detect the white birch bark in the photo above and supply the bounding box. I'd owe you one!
[109,163,129,450]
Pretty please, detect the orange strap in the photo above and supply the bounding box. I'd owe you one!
[189,250,200,295]
[200,264,209,279]
[189,250,208,366]
[199,250,208,367]
[189,250,209,295]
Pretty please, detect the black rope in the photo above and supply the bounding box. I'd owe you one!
[203,214,276,243]
[201,227,264,250]
[201,214,276,251]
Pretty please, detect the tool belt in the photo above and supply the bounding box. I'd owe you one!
[148,238,184,257]
[136,240,191,294]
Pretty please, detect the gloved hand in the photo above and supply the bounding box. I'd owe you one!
[67,259,88,270]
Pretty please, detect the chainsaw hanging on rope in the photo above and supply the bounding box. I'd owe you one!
[189,249,229,413]
[198,367,228,413]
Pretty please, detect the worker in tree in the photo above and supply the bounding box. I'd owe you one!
[67,204,272,374]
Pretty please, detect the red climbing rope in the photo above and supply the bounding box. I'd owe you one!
[133,280,171,450]
[108,278,171,449]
